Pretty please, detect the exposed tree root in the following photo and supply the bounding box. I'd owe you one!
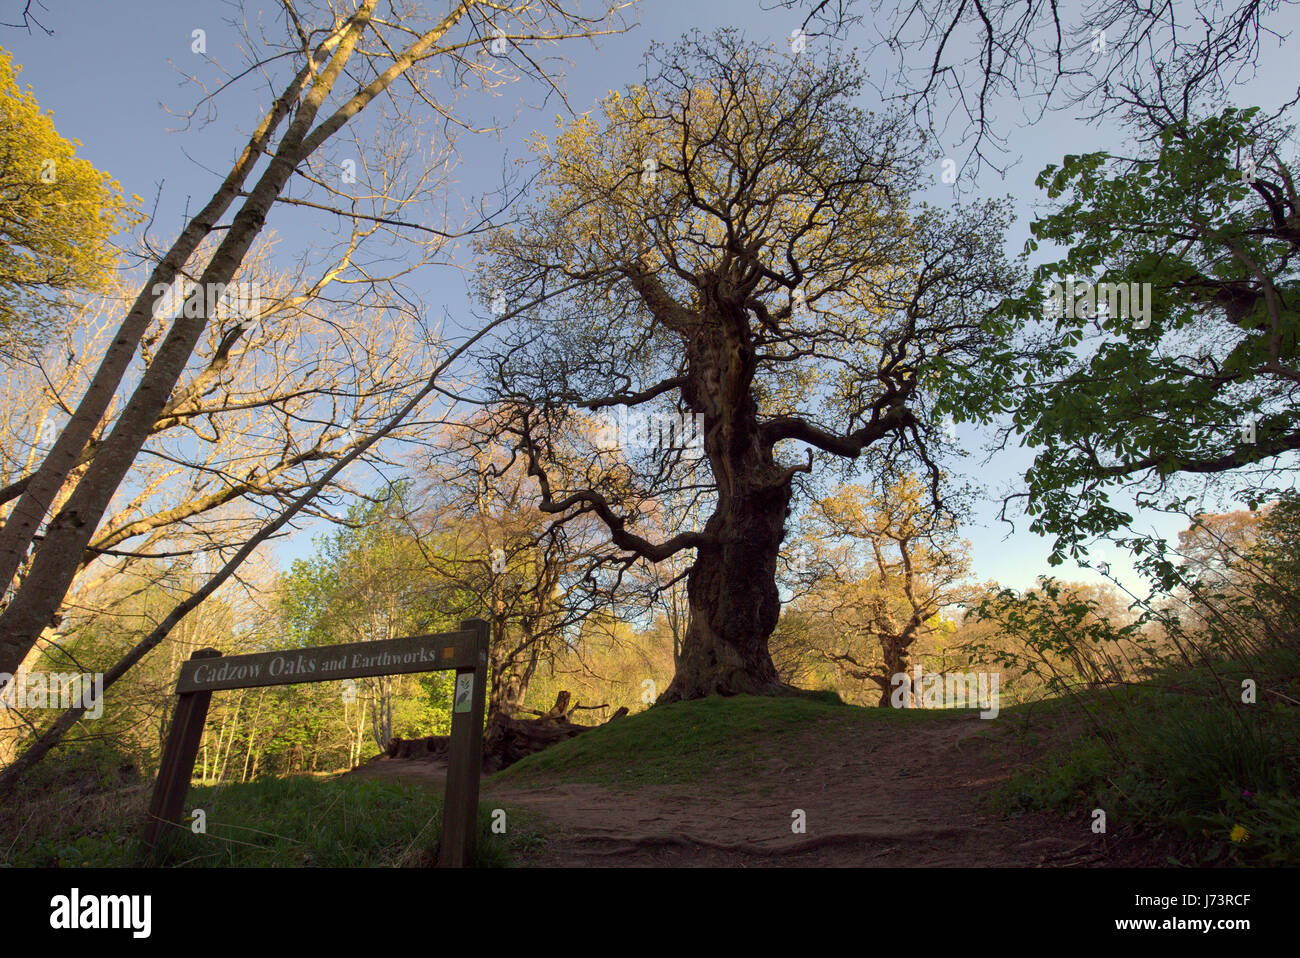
[572,826,976,857]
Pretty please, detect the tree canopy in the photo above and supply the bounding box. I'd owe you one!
[958,106,1299,563]
[0,46,136,354]
[477,31,1020,699]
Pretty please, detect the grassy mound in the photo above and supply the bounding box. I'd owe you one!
[491,690,957,790]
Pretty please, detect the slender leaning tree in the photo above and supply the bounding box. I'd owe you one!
[0,0,630,680]
[477,31,1021,701]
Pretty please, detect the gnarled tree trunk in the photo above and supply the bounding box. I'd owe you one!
[659,315,795,702]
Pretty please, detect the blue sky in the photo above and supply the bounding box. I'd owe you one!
[5,0,1297,597]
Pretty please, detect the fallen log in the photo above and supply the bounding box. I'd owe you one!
[481,690,617,772]
[481,712,588,773]
[382,691,627,772]
[386,735,450,761]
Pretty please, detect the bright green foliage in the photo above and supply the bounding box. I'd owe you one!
[971,577,1144,695]
[277,486,455,747]
[0,46,137,351]
[953,106,1299,563]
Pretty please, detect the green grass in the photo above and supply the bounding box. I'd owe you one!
[151,775,530,867]
[985,647,1300,865]
[2,773,533,867]
[491,690,962,791]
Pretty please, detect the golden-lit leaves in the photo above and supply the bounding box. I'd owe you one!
[0,47,140,348]
[518,51,916,318]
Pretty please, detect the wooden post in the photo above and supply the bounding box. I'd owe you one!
[140,648,221,861]
[438,618,489,867]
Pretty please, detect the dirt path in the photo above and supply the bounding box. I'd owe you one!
[350,711,1159,867]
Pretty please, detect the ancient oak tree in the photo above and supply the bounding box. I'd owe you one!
[477,33,1019,700]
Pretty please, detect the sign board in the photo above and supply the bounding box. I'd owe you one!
[176,632,477,694]
[142,619,490,868]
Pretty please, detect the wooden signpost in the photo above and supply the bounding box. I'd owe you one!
[141,618,490,867]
